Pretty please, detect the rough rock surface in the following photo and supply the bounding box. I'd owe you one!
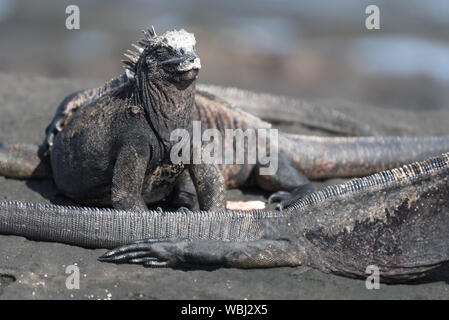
[1,73,449,299]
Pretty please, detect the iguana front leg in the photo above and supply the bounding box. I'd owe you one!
[111,143,150,211]
[170,170,198,210]
[188,163,226,210]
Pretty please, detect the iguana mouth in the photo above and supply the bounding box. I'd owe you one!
[162,55,201,73]
[174,68,199,82]
[164,54,201,82]
[177,56,201,72]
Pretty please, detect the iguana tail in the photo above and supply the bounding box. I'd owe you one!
[0,201,275,249]
[280,134,449,179]
[197,84,377,136]
[0,143,51,179]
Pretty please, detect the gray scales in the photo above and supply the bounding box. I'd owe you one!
[0,28,449,282]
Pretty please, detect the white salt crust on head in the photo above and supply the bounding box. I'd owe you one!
[162,29,196,53]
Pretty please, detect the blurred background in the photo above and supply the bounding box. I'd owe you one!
[0,0,448,110]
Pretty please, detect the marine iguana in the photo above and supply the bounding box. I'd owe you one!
[1,28,449,281]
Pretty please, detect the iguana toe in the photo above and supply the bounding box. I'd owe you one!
[128,257,172,268]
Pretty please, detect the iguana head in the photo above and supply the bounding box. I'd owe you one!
[124,27,201,86]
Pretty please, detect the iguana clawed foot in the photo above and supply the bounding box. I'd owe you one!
[268,183,315,210]
[99,239,184,268]
[177,206,192,213]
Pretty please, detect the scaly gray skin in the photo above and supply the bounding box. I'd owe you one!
[1,153,448,282]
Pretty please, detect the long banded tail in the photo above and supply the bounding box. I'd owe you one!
[281,134,449,179]
[197,84,377,136]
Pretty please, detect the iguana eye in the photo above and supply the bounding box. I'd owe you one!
[155,47,169,56]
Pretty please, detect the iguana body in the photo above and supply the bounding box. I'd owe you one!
[1,28,449,282]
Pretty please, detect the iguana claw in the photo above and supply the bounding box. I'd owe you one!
[268,184,316,210]
[99,239,183,268]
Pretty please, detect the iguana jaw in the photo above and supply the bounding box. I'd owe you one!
[177,56,201,72]
[164,54,201,83]
[171,67,200,83]
[161,53,201,72]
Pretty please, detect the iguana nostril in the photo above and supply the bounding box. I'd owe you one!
[190,58,201,70]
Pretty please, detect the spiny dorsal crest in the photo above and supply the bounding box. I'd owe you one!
[122,26,196,77]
